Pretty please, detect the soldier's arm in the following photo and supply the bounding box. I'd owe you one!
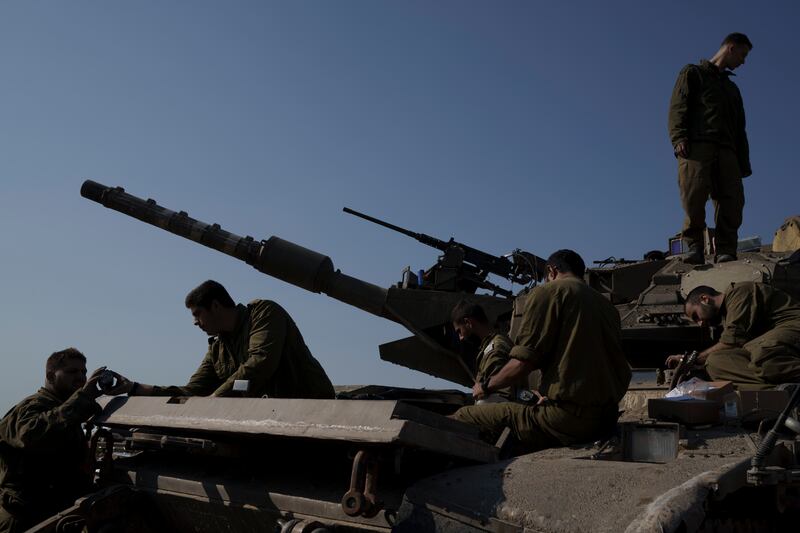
[179,351,222,395]
[738,132,751,177]
[737,110,752,177]
[478,337,514,381]
[719,286,759,347]
[696,341,737,364]
[508,287,559,369]
[474,292,554,398]
[213,301,286,396]
[130,350,220,397]
[0,390,99,450]
[665,340,736,368]
[480,354,509,382]
[667,66,696,152]
[478,358,536,399]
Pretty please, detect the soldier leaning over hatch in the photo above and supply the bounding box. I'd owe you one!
[0,348,129,533]
[453,250,632,454]
[666,282,800,390]
[116,280,335,399]
[668,32,753,265]
[450,300,518,403]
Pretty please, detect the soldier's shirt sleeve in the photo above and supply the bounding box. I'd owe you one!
[720,286,758,346]
[182,349,222,395]
[477,337,512,381]
[508,288,558,368]
[668,65,696,148]
[738,128,751,177]
[735,90,752,177]
[149,347,220,397]
[213,301,286,396]
[0,390,97,450]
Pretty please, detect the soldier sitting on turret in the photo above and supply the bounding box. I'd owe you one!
[666,282,800,389]
[451,301,520,403]
[453,250,631,454]
[117,280,335,399]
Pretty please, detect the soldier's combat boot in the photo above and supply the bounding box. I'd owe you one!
[715,253,737,263]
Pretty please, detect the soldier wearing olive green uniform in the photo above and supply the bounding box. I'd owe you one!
[705,282,800,390]
[142,300,335,399]
[450,301,522,403]
[454,277,631,451]
[668,34,753,261]
[475,332,515,402]
[0,349,104,533]
[0,389,97,532]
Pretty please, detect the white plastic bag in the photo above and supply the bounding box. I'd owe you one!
[665,377,715,400]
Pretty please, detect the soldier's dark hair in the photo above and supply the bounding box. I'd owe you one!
[546,249,586,278]
[451,300,489,325]
[684,285,721,306]
[722,33,753,50]
[185,280,236,309]
[46,347,86,375]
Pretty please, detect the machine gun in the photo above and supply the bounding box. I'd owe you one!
[343,207,545,298]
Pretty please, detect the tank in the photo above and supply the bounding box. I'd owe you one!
[27,180,800,532]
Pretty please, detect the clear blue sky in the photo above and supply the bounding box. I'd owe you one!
[1,1,798,410]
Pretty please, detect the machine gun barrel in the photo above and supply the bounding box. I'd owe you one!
[343,207,543,284]
[80,180,390,320]
[343,207,449,251]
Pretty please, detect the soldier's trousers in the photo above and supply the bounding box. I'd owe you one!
[0,493,73,533]
[706,328,800,390]
[0,507,24,533]
[453,401,618,453]
[678,142,744,256]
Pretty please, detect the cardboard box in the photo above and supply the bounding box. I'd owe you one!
[724,389,790,421]
[688,381,734,403]
[648,398,721,425]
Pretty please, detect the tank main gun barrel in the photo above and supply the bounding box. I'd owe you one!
[80,180,390,319]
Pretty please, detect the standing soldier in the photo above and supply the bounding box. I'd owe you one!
[0,349,127,532]
[668,33,753,264]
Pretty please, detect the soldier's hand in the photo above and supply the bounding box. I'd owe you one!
[103,371,135,396]
[674,141,689,158]
[664,354,683,369]
[472,381,485,400]
[82,367,107,399]
[532,390,548,406]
